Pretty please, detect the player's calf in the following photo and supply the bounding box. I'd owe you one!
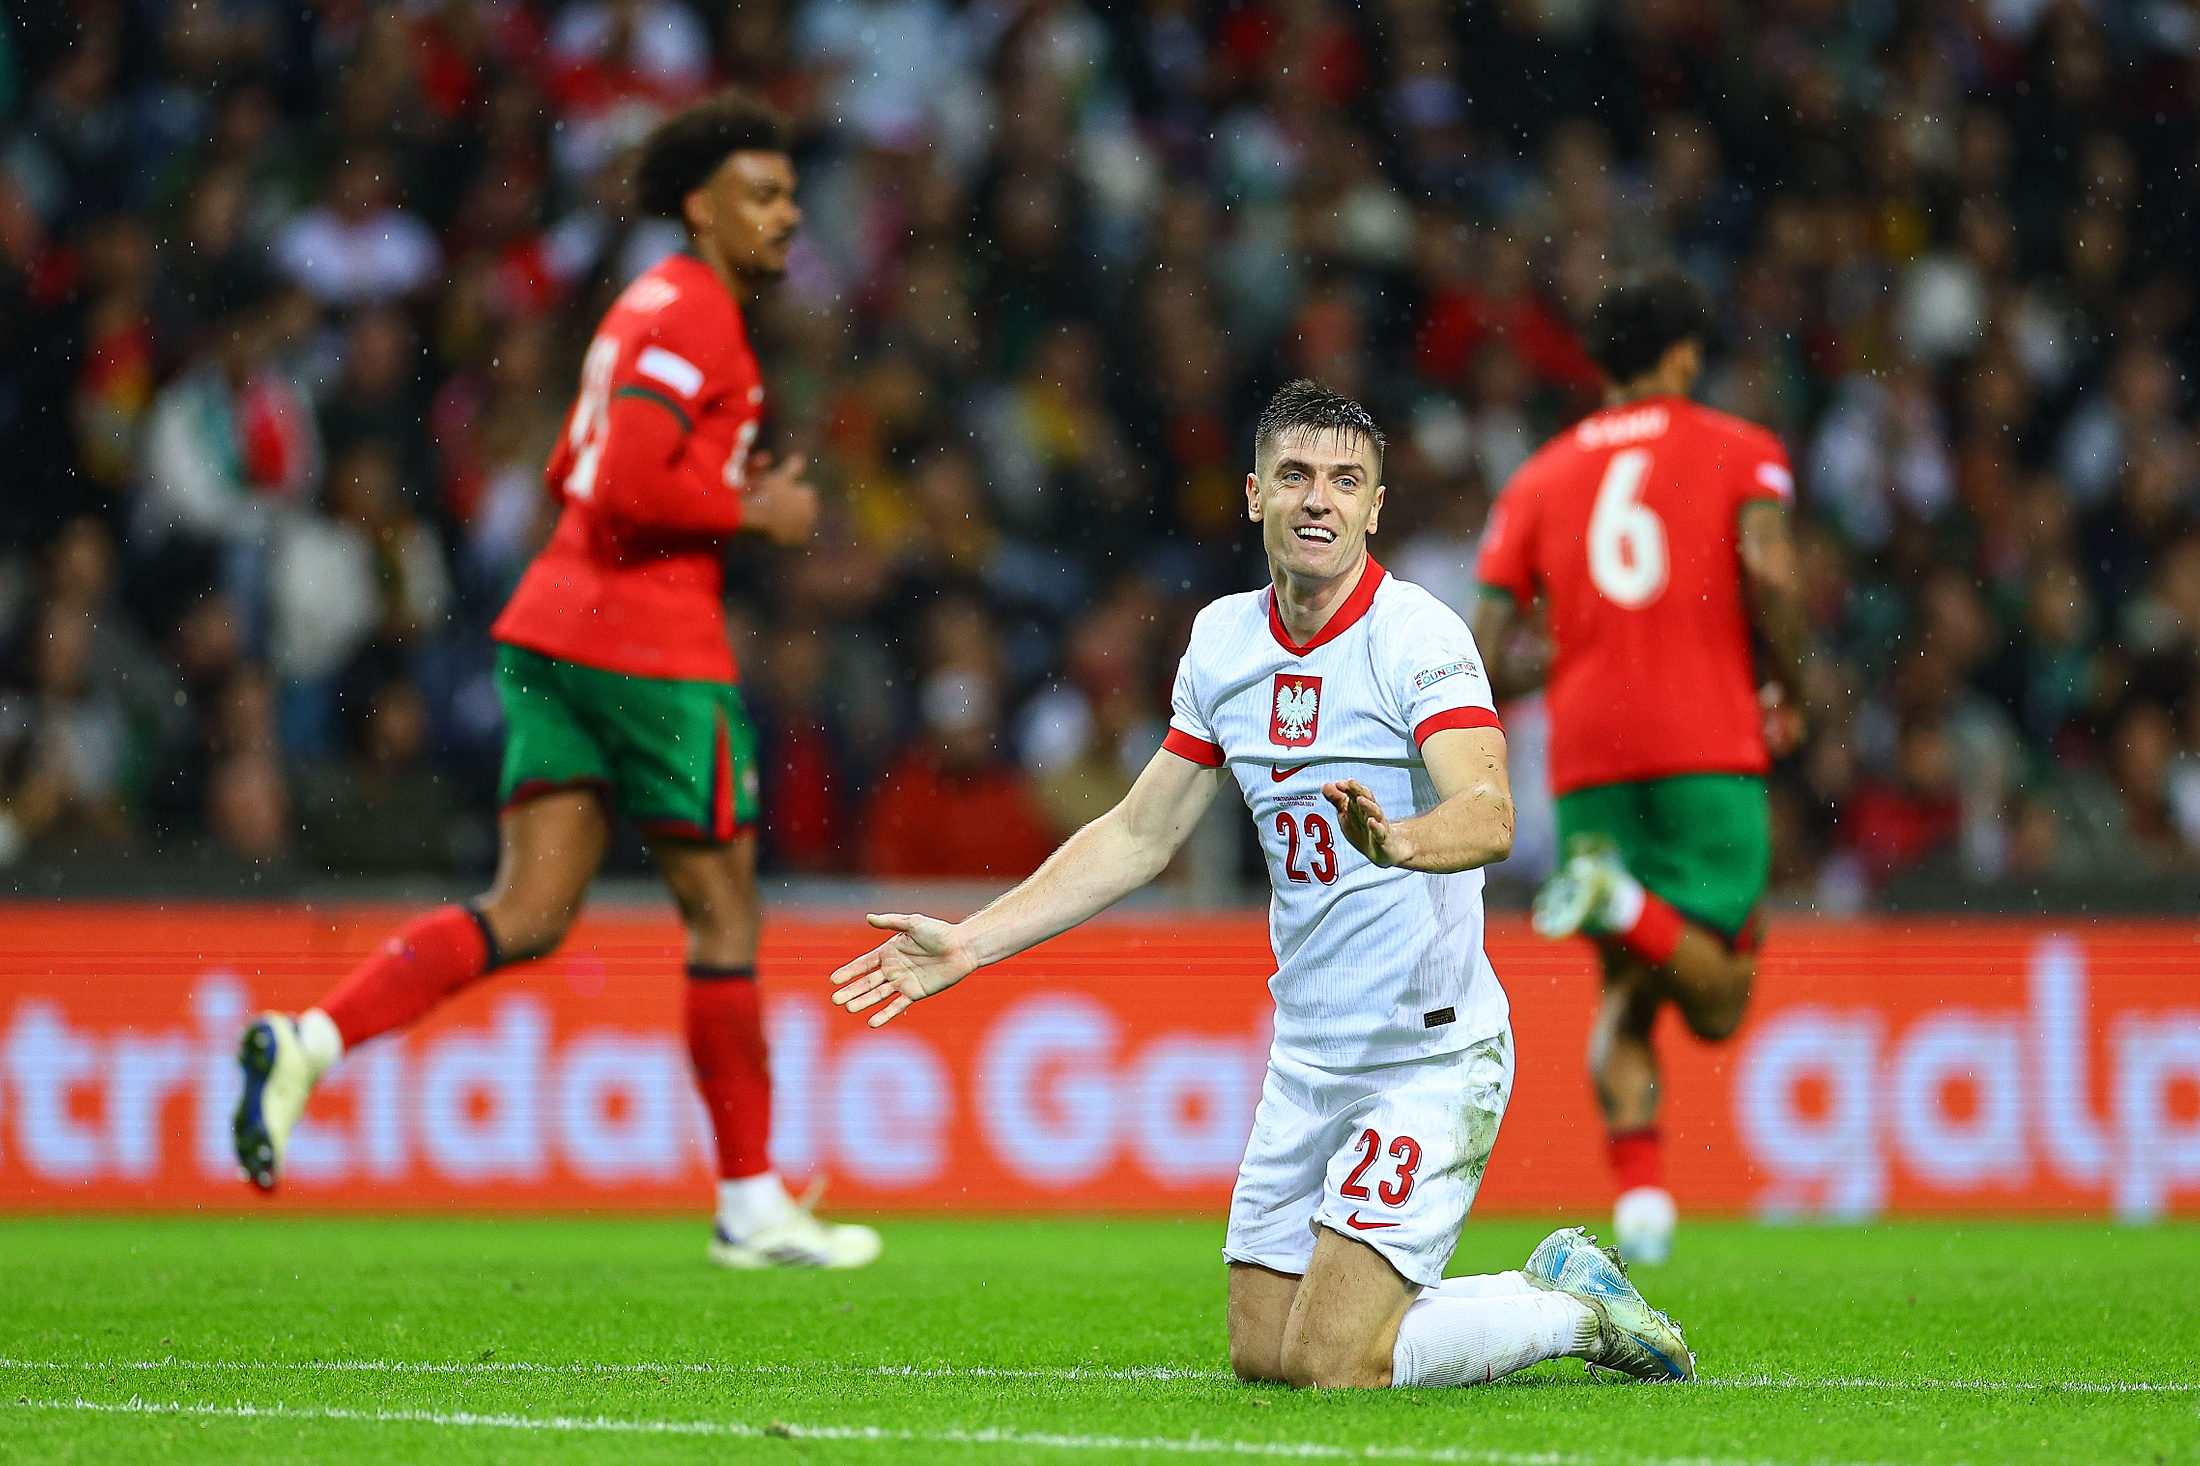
[1225,1262,1298,1383]
[1588,974,1661,1130]
[472,894,577,966]
[1588,964,1681,1264]
[1664,937,1754,1041]
[1276,1228,1419,1389]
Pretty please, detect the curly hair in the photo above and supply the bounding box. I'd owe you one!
[1584,268,1712,386]
[632,89,789,220]
[1254,379,1387,476]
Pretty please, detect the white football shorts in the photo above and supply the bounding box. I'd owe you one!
[1222,1028,1514,1287]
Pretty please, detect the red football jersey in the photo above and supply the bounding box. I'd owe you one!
[1474,395,1793,795]
[493,252,762,683]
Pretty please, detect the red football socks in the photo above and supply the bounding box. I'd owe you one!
[319,898,499,1043]
[1612,889,1684,968]
[1608,1126,1664,1193]
[685,966,773,1180]
[319,905,497,1049]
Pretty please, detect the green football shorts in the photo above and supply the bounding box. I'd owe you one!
[494,643,761,843]
[1554,773,1770,939]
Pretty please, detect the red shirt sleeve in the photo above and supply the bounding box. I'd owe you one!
[596,304,758,537]
[1473,486,1536,606]
[596,389,746,536]
[1735,425,1795,511]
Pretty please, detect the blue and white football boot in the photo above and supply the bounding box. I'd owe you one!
[233,1013,319,1190]
[1523,1226,1695,1383]
[708,1206,882,1270]
[1531,836,1629,941]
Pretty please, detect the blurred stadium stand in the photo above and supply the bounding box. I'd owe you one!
[2,0,2198,912]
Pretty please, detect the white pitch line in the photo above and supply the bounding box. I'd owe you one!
[0,1358,2192,1393]
[0,1357,1220,1383]
[1708,1374,2199,1395]
[13,1396,1896,1466]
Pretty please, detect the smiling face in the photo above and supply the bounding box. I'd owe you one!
[1247,425,1385,585]
[684,150,801,283]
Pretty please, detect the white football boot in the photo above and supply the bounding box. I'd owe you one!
[1523,1226,1695,1383]
[709,1194,882,1270]
[1531,836,1630,941]
[1613,1185,1678,1267]
[233,1013,320,1190]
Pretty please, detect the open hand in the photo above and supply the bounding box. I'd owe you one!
[741,451,818,547]
[1323,778,1411,869]
[828,912,975,1028]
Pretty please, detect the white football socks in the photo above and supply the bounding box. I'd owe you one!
[718,1172,796,1237]
[296,1008,343,1082]
[1390,1291,1598,1388]
[1426,1270,1537,1300]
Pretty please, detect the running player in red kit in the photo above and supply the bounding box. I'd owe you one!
[1472,271,1808,1267]
[231,92,881,1269]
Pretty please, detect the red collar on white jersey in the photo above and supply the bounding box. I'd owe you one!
[1266,558,1387,657]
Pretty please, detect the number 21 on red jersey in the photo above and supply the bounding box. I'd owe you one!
[562,336,620,502]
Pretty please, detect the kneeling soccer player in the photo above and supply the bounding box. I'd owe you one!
[827,381,1693,1387]
[230,91,878,1271]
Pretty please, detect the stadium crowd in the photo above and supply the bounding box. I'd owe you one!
[5,0,2200,902]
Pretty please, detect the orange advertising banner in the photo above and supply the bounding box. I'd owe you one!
[0,906,2195,1218]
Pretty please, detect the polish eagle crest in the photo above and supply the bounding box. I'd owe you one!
[1270,673,1322,748]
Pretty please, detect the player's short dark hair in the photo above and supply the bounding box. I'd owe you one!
[634,89,790,219]
[1254,379,1387,476]
[1584,269,1712,385]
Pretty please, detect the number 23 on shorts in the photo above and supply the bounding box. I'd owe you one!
[1340,1127,1423,1206]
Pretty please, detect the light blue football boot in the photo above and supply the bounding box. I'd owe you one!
[1523,1226,1696,1382]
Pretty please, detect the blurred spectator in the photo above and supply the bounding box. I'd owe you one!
[2059,345,2182,509]
[859,601,1055,878]
[547,0,713,181]
[4,7,131,229]
[69,214,160,492]
[296,678,465,874]
[430,317,565,595]
[752,621,856,873]
[859,667,1058,878]
[1020,578,1168,839]
[1837,719,1962,885]
[270,440,450,757]
[202,665,291,862]
[0,603,134,862]
[796,0,982,157]
[274,151,441,308]
[321,307,438,507]
[134,272,321,651]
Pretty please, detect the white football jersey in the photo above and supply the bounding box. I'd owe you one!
[1164,560,1511,1069]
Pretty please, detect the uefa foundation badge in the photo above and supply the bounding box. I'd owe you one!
[1270,673,1321,748]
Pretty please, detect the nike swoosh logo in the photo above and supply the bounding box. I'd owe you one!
[1343,1212,1398,1231]
[1271,764,1309,782]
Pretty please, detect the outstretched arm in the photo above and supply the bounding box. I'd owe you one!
[829,748,1229,1027]
[1323,725,1512,874]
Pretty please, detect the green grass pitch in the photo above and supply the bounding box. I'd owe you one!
[2,1215,2194,1464]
